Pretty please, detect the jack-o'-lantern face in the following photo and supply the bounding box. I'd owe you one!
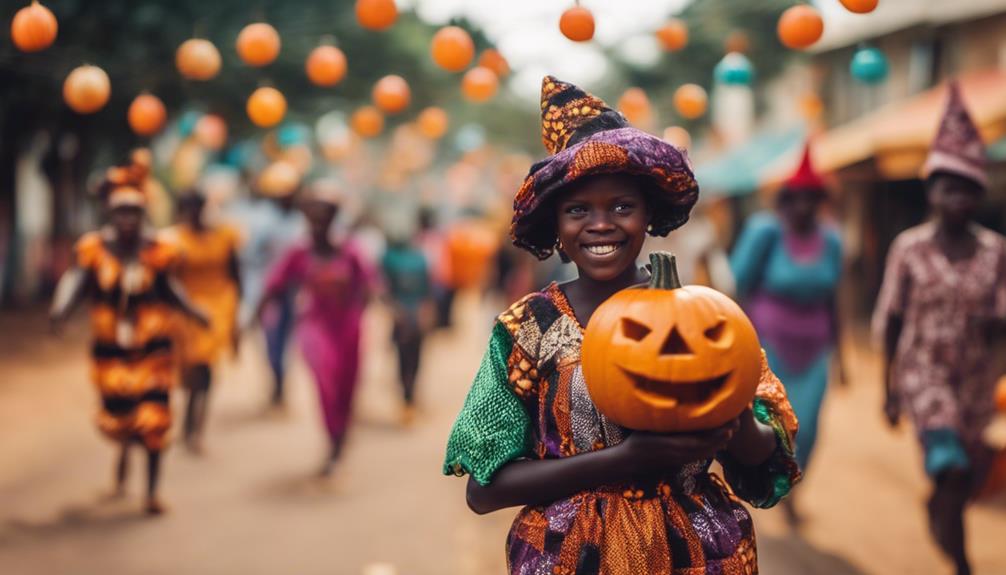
[581,251,761,432]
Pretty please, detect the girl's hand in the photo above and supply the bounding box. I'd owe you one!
[617,420,739,477]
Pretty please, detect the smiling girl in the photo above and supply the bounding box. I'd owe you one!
[444,77,801,574]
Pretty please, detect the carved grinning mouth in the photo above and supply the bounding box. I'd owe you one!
[620,368,730,405]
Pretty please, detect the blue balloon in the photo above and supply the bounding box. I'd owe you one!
[851,47,889,84]
[177,111,201,138]
[277,123,311,148]
[714,53,754,86]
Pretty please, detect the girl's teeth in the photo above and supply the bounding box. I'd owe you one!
[585,244,618,255]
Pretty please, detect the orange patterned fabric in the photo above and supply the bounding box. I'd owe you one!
[75,230,179,451]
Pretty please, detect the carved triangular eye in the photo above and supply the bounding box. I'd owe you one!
[621,317,651,342]
[661,327,693,356]
[704,319,728,343]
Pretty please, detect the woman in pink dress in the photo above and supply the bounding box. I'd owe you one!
[873,83,1006,575]
[257,186,376,476]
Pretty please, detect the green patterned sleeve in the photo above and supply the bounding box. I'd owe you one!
[717,353,802,509]
[443,321,532,486]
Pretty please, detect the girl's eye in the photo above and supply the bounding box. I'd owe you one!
[565,205,588,215]
[614,203,636,214]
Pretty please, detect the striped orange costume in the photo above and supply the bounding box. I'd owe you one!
[76,230,180,451]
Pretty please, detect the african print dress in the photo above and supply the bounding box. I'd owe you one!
[76,230,180,451]
[444,283,801,574]
[164,224,240,368]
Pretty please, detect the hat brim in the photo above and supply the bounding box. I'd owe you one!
[511,127,698,260]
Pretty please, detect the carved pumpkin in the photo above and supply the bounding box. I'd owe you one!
[372,74,411,114]
[246,87,287,128]
[355,0,397,31]
[127,93,167,137]
[417,106,449,139]
[655,19,687,52]
[11,0,58,53]
[431,26,474,72]
[839,0,878,14]
[306,44,347,87]
[63,65,110,114]
[176,38,221,81]
[582,252,762,432]
[461,66,498,103]
[236,22,280,67]
[777,5,824,50]
[673,84,707,120]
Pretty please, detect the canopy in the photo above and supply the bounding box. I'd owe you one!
[694,127,806,198]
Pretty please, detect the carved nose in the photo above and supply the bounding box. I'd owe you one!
[660,327,693,356]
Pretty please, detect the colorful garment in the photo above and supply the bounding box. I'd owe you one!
[264,242,374,440]
[444,284,800,574]
[872,222,1006,475]
[164,224,240,367]
[511,76,698,260]
[731,212,841,471]
[76,229,179,451]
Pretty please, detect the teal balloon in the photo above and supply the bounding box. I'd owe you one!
[277,123,311,148]
[714,53,754,86]
[177,111,201,138]
[851,47,889,84]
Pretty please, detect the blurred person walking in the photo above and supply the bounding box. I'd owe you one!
[415,208,454,329]
[255,184,376,477]
[873,83,1006,575]
[164,192,242,454]
[730,143,845,524]
[49,151,209,514]
[231,177,304,410]
[381,228,434,425]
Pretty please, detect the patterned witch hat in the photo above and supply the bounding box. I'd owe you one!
[511,76,699,260]
[783,142,825,191]
[921,81,988,189]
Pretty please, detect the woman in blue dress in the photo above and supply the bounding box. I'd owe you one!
[730,144,845,524]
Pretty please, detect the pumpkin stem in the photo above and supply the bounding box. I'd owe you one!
[648,251,682,290]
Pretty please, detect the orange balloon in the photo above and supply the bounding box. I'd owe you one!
[662,126,691,151]
[655,19,688,52]
[673,84,708,120]
[236,22,281,67]
[840,0,879,14]
[258,161,301,197]
[478,49,510,77]
[559,6,595,42]
[355,0,397,31]
[778,5,824,50]
[194,114,227,150]
[461,67,499,103]
[63,65,110,114]
[127,93,167,137]
[306,45,347,87]
[176,38,221,81]
[372,75,411,114]
[618,87,652,127]
[725,30,750,54]
[996,376,1006,413]
[431,26,475,72]
[417,107,449,139]
[351,106,384,138]
[246,87,287,128]
[11,0,58,53]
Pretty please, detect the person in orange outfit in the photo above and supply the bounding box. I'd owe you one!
[164,192,241,454]
[50,152,209,515]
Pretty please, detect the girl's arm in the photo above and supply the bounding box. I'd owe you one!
[466,424,738,515]
[160,275,210,328]
[50,266,89,333]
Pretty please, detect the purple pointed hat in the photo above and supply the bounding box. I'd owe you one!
[510,76,699,260]
[921,81,988,189]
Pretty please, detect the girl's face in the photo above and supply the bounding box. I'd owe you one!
[555,175,649,282]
